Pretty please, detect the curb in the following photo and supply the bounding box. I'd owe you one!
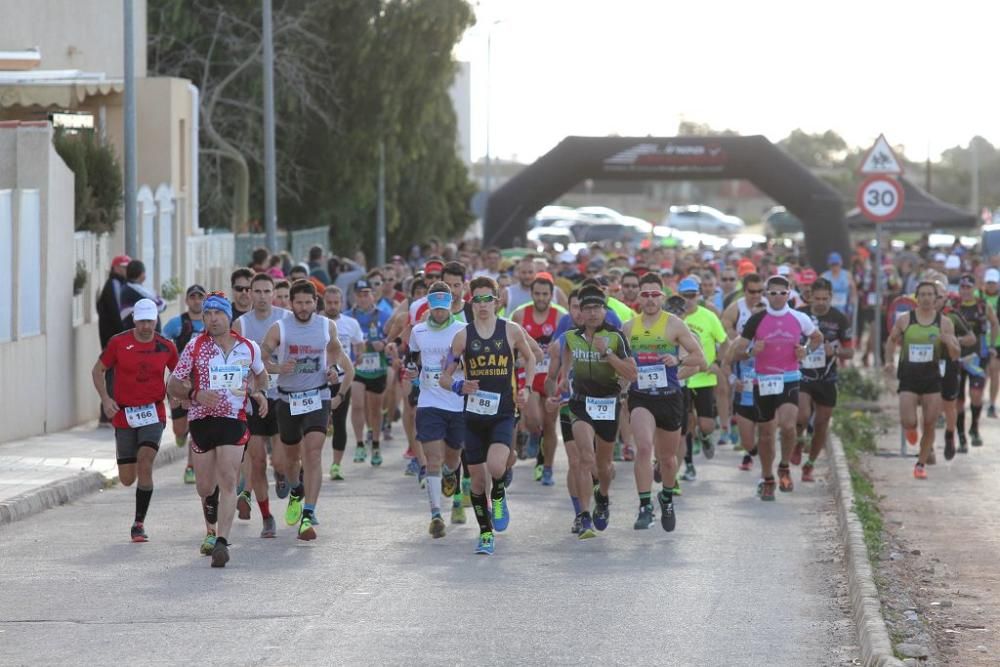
[829,433,904,667]
[0,439,189,529]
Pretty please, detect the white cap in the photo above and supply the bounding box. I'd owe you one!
[776,264,791,276]
[945,255,961,270]
[701,250,714,261]
[557,250,576,263]
[933,252,947,263]
[986,268,1000,283]
[132,298,158,322]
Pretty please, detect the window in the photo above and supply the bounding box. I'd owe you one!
[17,189,41,337]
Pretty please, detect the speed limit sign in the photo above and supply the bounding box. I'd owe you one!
[857,175,904,222]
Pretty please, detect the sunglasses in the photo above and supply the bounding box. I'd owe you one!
[639,290,662,298]
[681,292,699,299]
[721,276,736,282]
[232,285,251,293]
[745,288,764,295]
[471,294,497,304]
[768,290,789,296]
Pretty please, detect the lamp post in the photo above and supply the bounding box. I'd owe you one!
[262,0,278,252]
[122,0,137,258]
[482,19,501,232]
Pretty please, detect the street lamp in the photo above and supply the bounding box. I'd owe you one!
[482,19,501,232]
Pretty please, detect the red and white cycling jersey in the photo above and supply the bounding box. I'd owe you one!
[171,332,265,421]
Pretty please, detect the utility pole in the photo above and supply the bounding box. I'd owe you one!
[262,0,278,252]
[375,141,386,266]
[122,0,138,258]
[971,138,980,214]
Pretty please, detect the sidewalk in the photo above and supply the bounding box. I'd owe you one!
[0,422,186,526]
[863,409,1000,666]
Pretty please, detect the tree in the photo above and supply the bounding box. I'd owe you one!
[778,129,848,169]
[53,129,123,234]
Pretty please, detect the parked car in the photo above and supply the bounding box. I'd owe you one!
[661,205,745,235]
[576,206,624,223]
[527,225,575,247]
[761,206,802,236]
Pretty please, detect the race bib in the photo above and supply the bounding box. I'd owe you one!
[586,396,617,421]
[289,389,322,416]
[268,373,279,390]
[908,344,933,363]
[637,364,669,390]
[832,293,848,308]
[209,364,244,391]
[466,390,501,416]
[421,367,442,387]
[359,353,381,372]
[125,403,158,428]
[867,293,877,307]
[758,374,784,396]
[802,347,827,369]
[535,356,550,375]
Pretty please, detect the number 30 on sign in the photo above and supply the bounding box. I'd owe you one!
[857,175,904,222]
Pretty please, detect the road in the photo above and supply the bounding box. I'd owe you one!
[0,433,858,666]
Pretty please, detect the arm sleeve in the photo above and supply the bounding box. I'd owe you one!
[741,311,764,341]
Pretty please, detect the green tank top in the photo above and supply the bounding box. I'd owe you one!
[900,311,942,367]
[564,325,630,398]
[627,311,681,395]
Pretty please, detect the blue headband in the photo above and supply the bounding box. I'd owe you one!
[427,291,453,311]
[204,294,233,321]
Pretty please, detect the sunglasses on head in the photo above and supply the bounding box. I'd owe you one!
[471,294,496,304]
[232,285,251,293]
[768,290,788,296]
[639,290,662,298]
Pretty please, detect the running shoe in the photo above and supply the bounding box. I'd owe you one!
[790,442,804,466]
[130,521,148,543]
[260,515,277,538]
[729,424,740,446]
[210,540,229,568]
[200,531,217,556]
[971,430,984,447]
[404,457,420,476]
[474,531,495,555]
[175,433,187,448]
[285,494,303,526]
[492,494,510,532]
[442,469,459,497]
[275,472,289,499]
[571,515,582,534]
[541,467,555,486]
[989,404,998,419]
[739,454,753,471]
[944,432,956,461]
[681,462,696,481]
[801,462,815,483]
[778,465,794,492]
[183,466,196,484]
[718,432,730,446]
[298,515,317,541]
[237,491,252,520]
[701,434,715,460]
[759,478,776,501]
[533,464,543,482]
[578,515,597,540]
[329,463,344,481]
[461,478,472,507]
[525,433,541,459]
[371,449,383,467]
[958,431,968,453]
[671,479,682,496]
[653,460,662,484]
[504,467,514,488]
[418,466,427,489]
[905,428,919,446]
[633,504,654,530]
[692,439,701,456]
[353,444,367,463]
[450,504,466,524]
[657,491,676,532]
[429,514,446,539]
[593,497,610,531]
[622,444,635,462]
[913,463,927,480]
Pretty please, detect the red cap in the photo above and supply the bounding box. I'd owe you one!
[797,268,818,285]
[535,271,554,284]
[423,260,444,274]
[738,259,756,277]
[112,254,132,268]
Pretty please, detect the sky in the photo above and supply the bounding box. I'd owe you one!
[455,0,997,165]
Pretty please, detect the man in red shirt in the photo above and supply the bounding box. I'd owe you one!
[91,298,178,543]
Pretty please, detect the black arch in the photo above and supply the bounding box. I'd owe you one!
[484,135,848,270]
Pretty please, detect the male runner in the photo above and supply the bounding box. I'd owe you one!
[937,283,976,460]
[952,274,999,448]
[794,278,853,482]
[346,279,392,465]
[92,299,178,542]
[162,284,206,484]
[167,293,269,567]
[981,269,1000,417]
[261,280,354,540]
[322,285,365,480]
[620,274,704,532]
[440,276,535,555]
[730,275,822,500]
[233,273,288,538]
[230,268,254,321]
[273,280,291,310]
[721,273,766,471]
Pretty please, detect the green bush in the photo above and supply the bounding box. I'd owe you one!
[837,366,881,402]
[53,130,123,234]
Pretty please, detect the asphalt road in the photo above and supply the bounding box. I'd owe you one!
[0,434,858,666]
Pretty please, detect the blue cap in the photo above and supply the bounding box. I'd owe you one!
[203,294,233,321]
[677,277,700,294]
[427,291,452,311]
[827,252,842,265]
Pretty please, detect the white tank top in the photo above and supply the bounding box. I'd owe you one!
[410,320,466,412]
[736,297,753,335]
[276,314,331,399]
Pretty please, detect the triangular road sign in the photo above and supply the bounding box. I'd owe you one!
[859,134,904,175]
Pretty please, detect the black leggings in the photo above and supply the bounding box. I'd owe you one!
[329,388,352,452]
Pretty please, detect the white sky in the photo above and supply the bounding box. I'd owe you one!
[456,0,997,164]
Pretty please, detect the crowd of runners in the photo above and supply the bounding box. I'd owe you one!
[91,236,1000,566]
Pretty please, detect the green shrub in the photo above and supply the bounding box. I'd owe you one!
[53,129,123,234]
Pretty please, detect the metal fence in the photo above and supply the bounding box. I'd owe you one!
[233,226,329,267]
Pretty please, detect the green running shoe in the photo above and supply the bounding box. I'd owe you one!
[450,503,466,524]
[285,494,303,526]
[533,464,543,482]
[298,515,316,541]
[183,466,196,484]
[199,531,216,556]
[329,463,344,481]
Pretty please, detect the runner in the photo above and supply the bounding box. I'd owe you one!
[345,278,392,466]
[620,274,704,532]
[322,285,364,481]
[794,278,853,482]
[408,283,467,538]
[273,279,291,310]
[91,299,178,542]
[505,255,537,313]
[546,285,636,539]
[261,280,354,540]
[230,268,254,321]
[162,284,206,484]
[981,268,1000,417]
[951,274,999,449]
[721,272,766,471]
[232,273,288,538]
[884,281,960,480]
[439,276,536,555]
[937,282,976,460]
[167,293,269,567]
[730,275,822,500]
